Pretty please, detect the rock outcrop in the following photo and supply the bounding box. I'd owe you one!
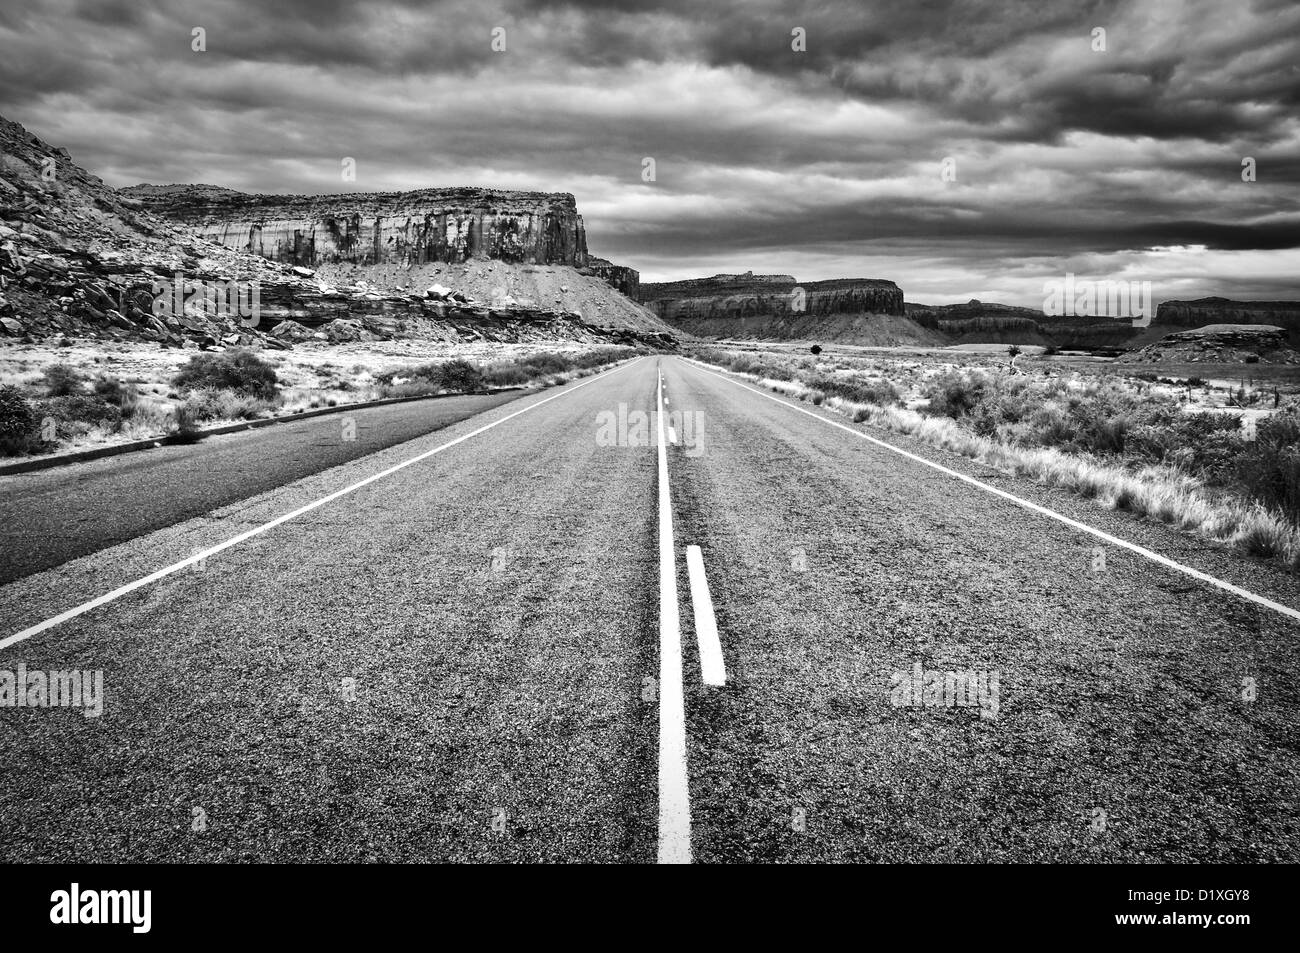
[118,181,666,335]
[121,184,592,268]
[906,300,1137,350]
[0,112,674,348]
[1154,298,1300,338]
[642,273,904,326]
[1117,324,1300,364]
[585,257,639,299]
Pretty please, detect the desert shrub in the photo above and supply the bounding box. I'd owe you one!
[804,374,901,407]
[117,401,173,440]
[92,374,139,410]
[923,371,990,419]
[1128,412,1244,480]
[172,349,280,398]
[810,344,822,355]
[379,358,483,393]
[482,364,530,387]
[514,353,568,377]
[1237,413,1300,523]
[437,358,485,393]
[182,388,273,422]
[0,384,40,455]
[166,404,203,444]
[733,356,793,381]
[37,394,122,439]
[43,364,87,396]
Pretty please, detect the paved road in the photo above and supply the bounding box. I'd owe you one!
[1,356,1298,862]
[0,390,522,584]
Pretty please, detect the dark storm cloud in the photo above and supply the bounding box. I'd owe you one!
[0,0,1297,304]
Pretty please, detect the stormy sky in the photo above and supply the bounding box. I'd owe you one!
[1,0,1297,306]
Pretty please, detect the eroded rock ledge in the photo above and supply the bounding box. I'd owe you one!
[641,273,905,322]
[120,184,594,269]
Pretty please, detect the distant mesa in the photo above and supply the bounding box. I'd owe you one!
[1117,324,1300,365]
[638,273,925,345]
[1154,298,1300,334]
[641,273,902,318]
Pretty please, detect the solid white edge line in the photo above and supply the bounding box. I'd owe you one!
[656,365,692,864]
[0,358,647,652]
[685,357,1300,625]
[685,545,726,686]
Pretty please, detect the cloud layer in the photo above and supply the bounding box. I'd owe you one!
[2,0,1297,305]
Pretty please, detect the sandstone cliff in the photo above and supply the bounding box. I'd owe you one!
[906,300,1137,350]
[642,273,905,329]
[1117,324,1300,364]
[0,113,674,348]
[118,181,667,335]
[1154,298,1300,337]
[120,184,592,268]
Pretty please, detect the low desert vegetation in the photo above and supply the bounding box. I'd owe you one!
[376,346,634,398]
[172,348,281,399]
[1,344,636,459]
[693,344,1300,572]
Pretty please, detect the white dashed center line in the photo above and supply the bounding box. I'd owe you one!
[686,545,726,686]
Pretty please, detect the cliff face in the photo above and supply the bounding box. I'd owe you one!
[116,182,665,333]
[1118,324,1299,364]
[1155,298,1300,337]
[585,257,639,299]
[641,273,905,325]
[906,300,1137,350]
[0,112,672,346]
[120,184,592,268]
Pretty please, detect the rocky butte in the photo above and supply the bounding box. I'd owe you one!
[1154,298,1300,340]
[120,183,661,335]
[638,273,938,345]
[121,185,593,268]
[641,273,904,321]
[1117,324,1300,365]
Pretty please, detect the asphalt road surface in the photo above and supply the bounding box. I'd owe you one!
[2,356,1298,863]
[0,389,522,584]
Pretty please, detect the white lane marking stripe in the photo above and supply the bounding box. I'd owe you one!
[685,545,726,686]
[0,359,646,652]
[656,366,692,864]
[688,358,1300,625]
